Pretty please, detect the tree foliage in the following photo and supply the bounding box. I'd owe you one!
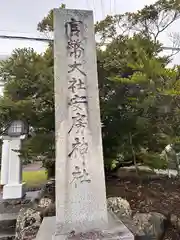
[1,1,180,175]
[0,47,55,172]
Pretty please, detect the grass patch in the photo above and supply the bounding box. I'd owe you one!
[23,170,47,187]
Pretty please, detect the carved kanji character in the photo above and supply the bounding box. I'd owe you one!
[71,166,82,188]
[67,39,84,59]
[80,168,91,184]
[68,61,86,76]
[68,78,86,93]
[65,18,82,38]
[69,112,87,134]
[68,137,81,158]
[69,95,87,111]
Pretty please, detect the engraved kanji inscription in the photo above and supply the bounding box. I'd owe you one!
[65,14,91,188]
[80,168,91,184]
[67,39,84,59]
[69,94,87,104]
[68,77,86,93]
[68,112,87,134]
[65,18,82,38]
[71,166,82,188]
[68,61,86,76]
[69,95,87,111]
[68,137,88,160]
[68,137,81,158]
[79,137,88,163]
[71,165,91,188]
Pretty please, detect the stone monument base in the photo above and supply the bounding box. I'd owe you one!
[3,182,26,199]
[36,212,134,240]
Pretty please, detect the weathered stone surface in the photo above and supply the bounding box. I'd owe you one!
[36,212,134,240]
[37,180,55,202]
[15,189,54,240]
[107,198,145,238]
[107,198,168,238]
[107,197,132,218]
[132,212,166,239]
[170,213,180,231]
[37,7,132,239]
[34,194,171,239]
[15,208,41,240]
[38,198,52,208]
[40,202,55,219]
[35,192,169,240]
[54,8,109,234]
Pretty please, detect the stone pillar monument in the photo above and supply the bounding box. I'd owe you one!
[54,9,108,234]
[36,8,134,240]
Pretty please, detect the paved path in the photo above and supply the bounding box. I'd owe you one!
[23,162,45,172]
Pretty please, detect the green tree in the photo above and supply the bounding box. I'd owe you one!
[96,0,180,171]
[1,1,180,176]
[0,47,55,176]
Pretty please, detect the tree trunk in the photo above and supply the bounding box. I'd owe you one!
[129,132,139,176]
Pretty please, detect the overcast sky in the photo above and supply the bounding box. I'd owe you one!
[0,0,179,64]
